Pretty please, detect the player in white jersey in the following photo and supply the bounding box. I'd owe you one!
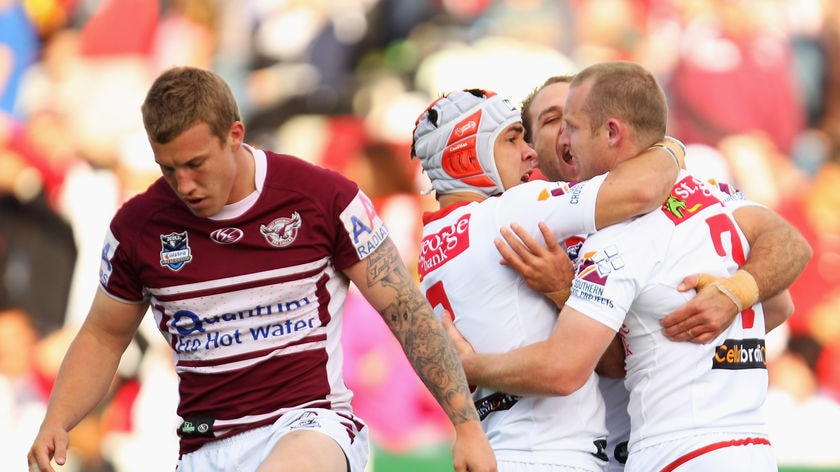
[492,72,811,472]
[27,67,496,472]
[450,62,811,472]
[569,171,793,471]
[411,88,687,471]
[520,76,630,472]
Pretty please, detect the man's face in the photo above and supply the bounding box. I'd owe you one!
[151,121,241,218]
[526,81,579,182]
[558,80,616,181]
[494,121,537,191]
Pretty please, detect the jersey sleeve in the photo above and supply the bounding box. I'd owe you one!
[99,205,148,304]
[563,222,653,332]
[332,187,390,272]
[496,173,604,241]
[710,179,764,211]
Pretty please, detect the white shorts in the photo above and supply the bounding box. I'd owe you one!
[626,433,775,472]
[497,460,605,472]
[176,408,370,472]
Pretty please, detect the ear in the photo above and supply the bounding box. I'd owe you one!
[228,121,245,147]
[604,118,622,147]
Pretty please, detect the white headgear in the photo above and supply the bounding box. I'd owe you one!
[411,89,521,198]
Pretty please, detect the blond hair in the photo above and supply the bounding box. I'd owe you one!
[141,66,240,144]
[571,61,667,146]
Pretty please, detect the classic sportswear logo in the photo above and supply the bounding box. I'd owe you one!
[564,235,586,262]
[179,416,214,437]
[210,227,244,244]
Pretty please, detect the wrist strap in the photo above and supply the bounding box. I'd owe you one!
[710,269,759,312]
[544,288,570,307]
[648,144,680,168]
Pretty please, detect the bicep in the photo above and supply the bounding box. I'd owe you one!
[733,204,807,253]
[733,204,812,298]
[731,204,779,244]
[83,287,149,351]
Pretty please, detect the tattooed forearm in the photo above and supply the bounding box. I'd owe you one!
[365,238,479,425]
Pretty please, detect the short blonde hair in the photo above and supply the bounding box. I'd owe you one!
[571,61,667,146]
[141,66,241,144]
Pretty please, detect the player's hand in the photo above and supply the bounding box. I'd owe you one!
[441,309,475,358]
[452,421,497,472]
[660,273,739,344]
[27,425,70,472]
[495,222,574,296]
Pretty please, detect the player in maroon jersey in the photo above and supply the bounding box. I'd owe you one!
[27,66,496,472]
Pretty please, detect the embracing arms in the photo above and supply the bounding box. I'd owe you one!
[443,302,616,396]
[661,204,811,343]
[592,137,685,229]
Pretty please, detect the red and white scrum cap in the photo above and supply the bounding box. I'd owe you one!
[411,89,521,198]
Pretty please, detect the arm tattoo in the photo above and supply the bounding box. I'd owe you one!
[364,238,479,424]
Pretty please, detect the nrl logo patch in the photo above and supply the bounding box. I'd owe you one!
[159,231,193,271]
[261,211,302,247]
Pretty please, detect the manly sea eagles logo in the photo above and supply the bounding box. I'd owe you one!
[261,212,302,247]
[159,231,193,271]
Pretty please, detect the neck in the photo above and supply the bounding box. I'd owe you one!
[230,145,256,202]
[438,191,487,209]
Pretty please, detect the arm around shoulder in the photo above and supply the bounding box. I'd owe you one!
[594,139,683,229]
[461,306,616,396]
[733,205,812,300]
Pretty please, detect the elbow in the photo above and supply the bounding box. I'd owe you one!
[633,184,666,214]
[781,293,796,322]
[791,228,813,269]
[788,237,814,282]
[800,239,814,266]
[544,368,589,396]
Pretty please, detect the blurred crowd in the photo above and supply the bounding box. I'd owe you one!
[2,0,840,470]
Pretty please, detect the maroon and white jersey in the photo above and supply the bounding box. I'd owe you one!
[99,145,387,454]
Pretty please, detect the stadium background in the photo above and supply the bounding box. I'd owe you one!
[2,0,840,470]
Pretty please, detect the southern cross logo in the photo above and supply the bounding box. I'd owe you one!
[578,245,624,285]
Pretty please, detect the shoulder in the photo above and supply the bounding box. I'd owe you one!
[113,178,178,229]
[503,180,573,200]
[263,150,359,197]
[264,151,354,184]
